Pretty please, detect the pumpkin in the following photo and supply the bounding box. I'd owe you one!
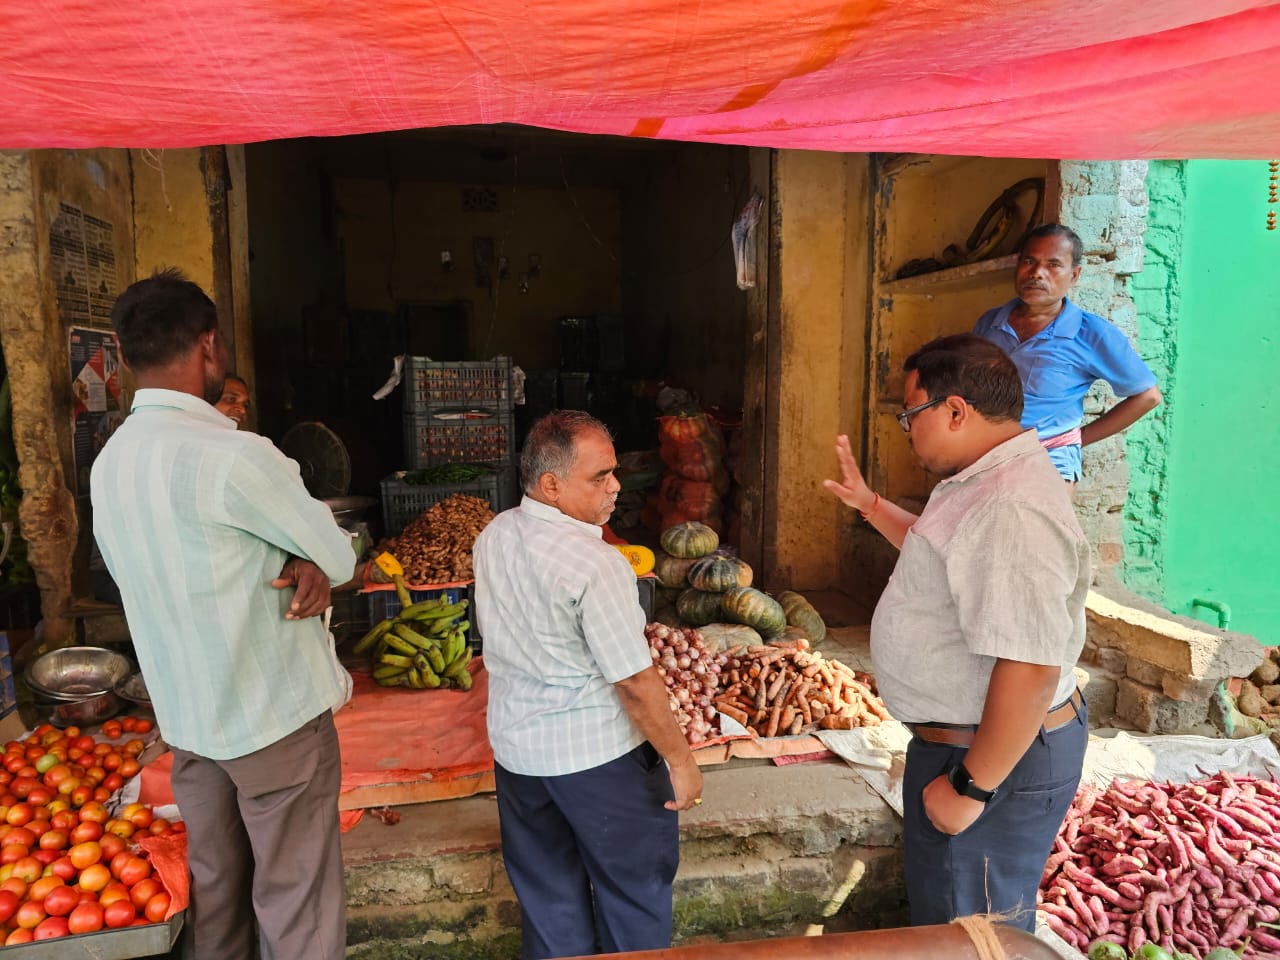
[687,555,753,593]
[697,622,762,653]
[720,587,787,639]
[676,588,724,627]
[656,586,684,608]
[777,591,827,645]
[614,544,655,577]
[659,521,720,559]
[654,552,698,589]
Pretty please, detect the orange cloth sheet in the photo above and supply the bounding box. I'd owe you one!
[135,832,190,920]
[137,658,492,831]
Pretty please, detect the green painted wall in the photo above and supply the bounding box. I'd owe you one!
[1126,160,1279,642]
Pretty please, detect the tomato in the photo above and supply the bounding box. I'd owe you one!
[34,915,69,940]
[46,799,70,816]
[103,898,135,928]
[101,721,123,740]
[102,753,122,772]
[41,882,78,918]
[78,801,108,824]
[143,890,171,923]
[123,739,146,757]
[5,802,33,827]
[98,881,130,907]
[4,927,33,945]
[134,718,154,734]
[28,874,64,902]
[9,776,35,799]
[48,856,76,882]
[3,755,25,775]
[71,784,95,807]
[92,786,111,803]
[77,863,111,892]
[166,821,186,836]
[69,821,103,845]
[67,900,104,934]
[99,832,126,861]
[92,742,112,757]
[0,888,17,924]
[55,777,80,797]
[0,876,28,899]
[0,844,26,865]
[102,773,125,793]
[119,856,152,888]
[120,716,138,733]
[50,810,76,832]
[25,786,53,808]
[67,841,102,870]
[14,899,45,929]
[84,765,106,785]
[32,849,59,866]
[37,829,67,851]
[119,758,142,779]
[128,876,162,910]
[149,818,171,835]
[10,856,43,883]
[33,754,58,775]
[104,819,135,840]
[2,826,34,848]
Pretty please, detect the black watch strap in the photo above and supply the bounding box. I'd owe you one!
[948,762,997,803]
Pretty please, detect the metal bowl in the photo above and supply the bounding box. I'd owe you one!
[114,671,154,711]
[36,690,124,729]
[26,646,134,702]
[322,495,376,528]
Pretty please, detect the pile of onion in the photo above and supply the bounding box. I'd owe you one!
[646,622,729,745]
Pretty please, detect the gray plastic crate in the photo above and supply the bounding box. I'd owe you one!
[380,472,502,536]
[403,408,515,469]
[403,356,513,414]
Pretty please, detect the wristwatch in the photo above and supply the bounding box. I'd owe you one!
[948,762,997,803]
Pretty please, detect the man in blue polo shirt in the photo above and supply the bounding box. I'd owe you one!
[974,223,1161,487]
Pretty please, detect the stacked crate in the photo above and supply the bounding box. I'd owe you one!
[383,356,518,537]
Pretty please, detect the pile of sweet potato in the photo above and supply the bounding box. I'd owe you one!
[711,638,890,737]
[1040,773,1280,958]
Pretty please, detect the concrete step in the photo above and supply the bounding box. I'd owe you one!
[341,756,906,958]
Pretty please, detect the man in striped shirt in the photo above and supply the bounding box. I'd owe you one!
[474,411,702,960]
[91,270,355,960]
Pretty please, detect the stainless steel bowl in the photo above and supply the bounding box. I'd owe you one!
[26,646,134,702]
[322,495,377,529]
[114,671,154,711]
[37,690,124,728]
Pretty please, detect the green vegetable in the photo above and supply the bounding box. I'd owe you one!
[401,463,495,486]
[1087,940,1128,960]
[1204,949,1243,960]
[1134,945,1173,960]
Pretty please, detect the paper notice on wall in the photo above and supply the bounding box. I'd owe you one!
[68,327,123,496]
[49,202,118,329]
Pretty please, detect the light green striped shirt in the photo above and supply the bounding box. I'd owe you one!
[91,389,355,760]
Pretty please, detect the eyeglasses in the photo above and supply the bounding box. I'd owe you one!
[896,397,947,433]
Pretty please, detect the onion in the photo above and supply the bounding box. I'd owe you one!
[692,661,707,676]
[674,688,690,704]
[661,656,678,672]
[674,638,689,654]
[703,705,716,721]
[676,655,691,670]
[650,646,660,660]
[688,646,701,660]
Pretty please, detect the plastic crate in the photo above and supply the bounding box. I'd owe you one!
[403,408,515,469]
[381,471,502,536]
[367,585,463,624]
[403,356,513,413]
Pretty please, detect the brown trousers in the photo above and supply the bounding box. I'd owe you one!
[170,711,345,960]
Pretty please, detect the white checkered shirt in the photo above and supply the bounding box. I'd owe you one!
[474,496,650,776]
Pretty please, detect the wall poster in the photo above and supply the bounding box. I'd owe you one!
[68,327,123,496]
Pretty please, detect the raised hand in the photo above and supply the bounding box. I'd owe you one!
[822,434,875,514]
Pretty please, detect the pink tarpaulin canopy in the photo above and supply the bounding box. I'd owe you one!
[2,1,1278,156]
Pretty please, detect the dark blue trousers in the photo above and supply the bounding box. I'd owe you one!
[902,698,1088,930]
[494,742,679,960]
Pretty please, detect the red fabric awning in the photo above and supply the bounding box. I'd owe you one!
[2,1,1277,156]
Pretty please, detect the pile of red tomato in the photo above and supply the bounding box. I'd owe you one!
[0,721,182,945]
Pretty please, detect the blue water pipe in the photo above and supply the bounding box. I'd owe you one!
[1191,598,1232,630]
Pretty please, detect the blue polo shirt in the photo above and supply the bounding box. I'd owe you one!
[975,298,1157,481]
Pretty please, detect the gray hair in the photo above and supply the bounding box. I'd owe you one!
[520,410,611,494]
[1019,222,1083,267]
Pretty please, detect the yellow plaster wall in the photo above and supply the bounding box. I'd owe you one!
[766,151,872,592]
[131,149,214,293]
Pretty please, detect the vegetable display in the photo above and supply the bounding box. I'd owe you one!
[687,555,752,592]
[354,593,475,691]
[645,623,730,745]
[659,522,719,560]
[1040,773,1280,959]
[374,493,494,584]
[777,590,827,646]
[712,638,891,737]
[720,586,787,640]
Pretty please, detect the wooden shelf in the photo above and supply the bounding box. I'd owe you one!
[879,254,1018,296]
